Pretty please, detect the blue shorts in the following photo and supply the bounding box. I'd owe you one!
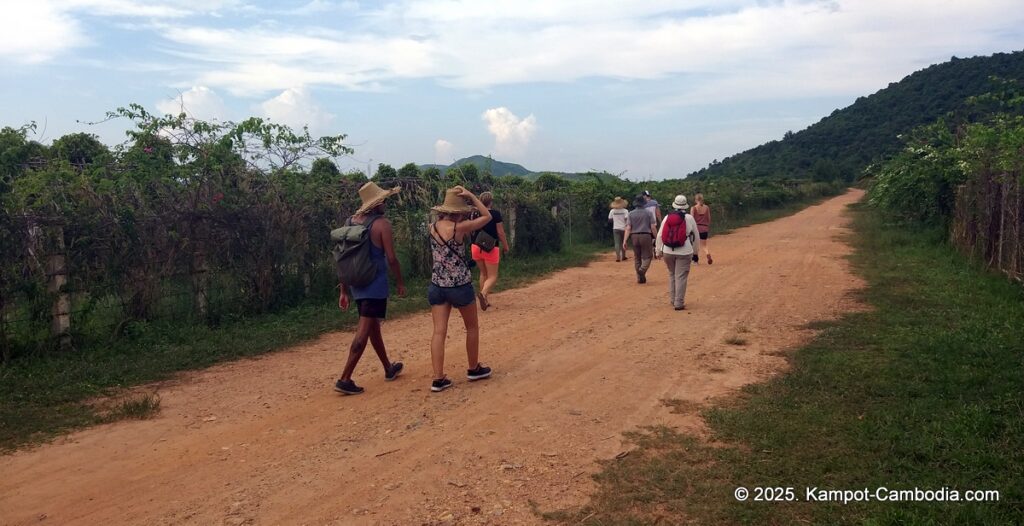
[427,283,476,307]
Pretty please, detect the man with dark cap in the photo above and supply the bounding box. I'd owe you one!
[621,194,657,283]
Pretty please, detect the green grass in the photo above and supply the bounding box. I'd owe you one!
[714,194,839,235]
[552,202,1024,525]
[101,393,162,422]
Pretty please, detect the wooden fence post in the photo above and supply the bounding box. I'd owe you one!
[47,226,71,351]
[506,206,517,249]
[192,250,209,320]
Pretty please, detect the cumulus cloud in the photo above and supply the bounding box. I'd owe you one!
[156,86,228,120]
[482,107,537,157]
[258,87,334,134]
[434,139,454,164]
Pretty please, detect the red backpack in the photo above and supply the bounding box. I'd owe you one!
[661,211,693,248]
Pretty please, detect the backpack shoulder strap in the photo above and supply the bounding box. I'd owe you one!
[432,222,469,267]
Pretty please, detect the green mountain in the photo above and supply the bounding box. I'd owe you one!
[421,155,534,177]
[421,155,620,183]
[691,50,1024,181]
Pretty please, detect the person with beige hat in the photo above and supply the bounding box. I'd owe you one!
[334,182,407,395]
[607,197,630,262]
[427,186,494,392]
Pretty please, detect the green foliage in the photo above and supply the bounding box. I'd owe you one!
[870,78,1024,225]
[697,51,1024,181]
[374,162,397,182]
[397,162,420,179]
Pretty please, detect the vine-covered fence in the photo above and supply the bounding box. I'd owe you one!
[1,106,843,360]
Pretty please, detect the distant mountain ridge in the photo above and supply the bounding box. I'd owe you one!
[690,50,1024,181]
[421,155,584,179]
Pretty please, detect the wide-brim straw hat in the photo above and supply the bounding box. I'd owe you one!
[431,188,475,214]
[355,182,401,215]
[671,194,690,210]
[610,197,628,209]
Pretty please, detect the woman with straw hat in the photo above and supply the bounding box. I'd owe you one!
[427,186,493,392]
[608,197,630,262]
[334,182,407,395]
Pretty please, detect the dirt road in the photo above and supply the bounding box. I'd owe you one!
[0,190,864,526]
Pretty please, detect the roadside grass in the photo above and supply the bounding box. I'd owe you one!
[553,202,1024,525]
[100,394,162,422]
[714,195,838,236]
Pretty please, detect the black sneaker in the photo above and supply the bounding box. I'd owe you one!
[674,305,685,311]
[638,274,647,284]
[385,362,404,381]
[467,364,492,381]
[431,376,453,392]
[334,379,364,395]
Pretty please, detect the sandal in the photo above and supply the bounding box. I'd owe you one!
[476,292,490,311]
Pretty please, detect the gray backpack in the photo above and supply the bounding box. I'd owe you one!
[331,215,382,287]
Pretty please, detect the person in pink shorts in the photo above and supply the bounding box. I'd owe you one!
[470,191,510,310]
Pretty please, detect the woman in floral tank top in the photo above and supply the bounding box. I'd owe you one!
[426,186,494,392]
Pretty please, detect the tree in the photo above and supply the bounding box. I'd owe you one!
[1,124,47,196]
[397,162,420,180]
[50,132,110,167]
[375,163,398,182]
[310,158,341,181]
[421,167,442,182]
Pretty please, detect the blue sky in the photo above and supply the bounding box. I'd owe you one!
[2,0,1023,179]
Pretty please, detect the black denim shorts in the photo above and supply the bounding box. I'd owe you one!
[356,298,388,319]
[427,283,476,307]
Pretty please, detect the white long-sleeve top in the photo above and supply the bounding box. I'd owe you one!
[655,212,700,257]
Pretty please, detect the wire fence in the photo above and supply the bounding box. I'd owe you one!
[952,171,1024,282]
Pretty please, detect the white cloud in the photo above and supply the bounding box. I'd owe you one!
[482,107,536,157]
[143,0,1023,103]
[434,139,454,164]
[156,86,229,121]
[0,1,85,63]
[0,0,250,63]
[258,87,334,134]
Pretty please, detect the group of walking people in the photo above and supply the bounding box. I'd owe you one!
[332,181,714,395]
[333,182,508,395]
[609,191,713,310]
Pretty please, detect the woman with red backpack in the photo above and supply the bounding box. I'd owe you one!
[654,195,701,311]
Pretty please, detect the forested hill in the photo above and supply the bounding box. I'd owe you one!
[690,50,1024,181]
[419,155,533,177]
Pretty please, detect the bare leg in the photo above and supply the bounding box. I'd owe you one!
[457,302,480,369]
[367,318,392,371]
[481,261,499,297]
[476,261,489,295]
[430,304,453,379]
[340,316,374,381]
